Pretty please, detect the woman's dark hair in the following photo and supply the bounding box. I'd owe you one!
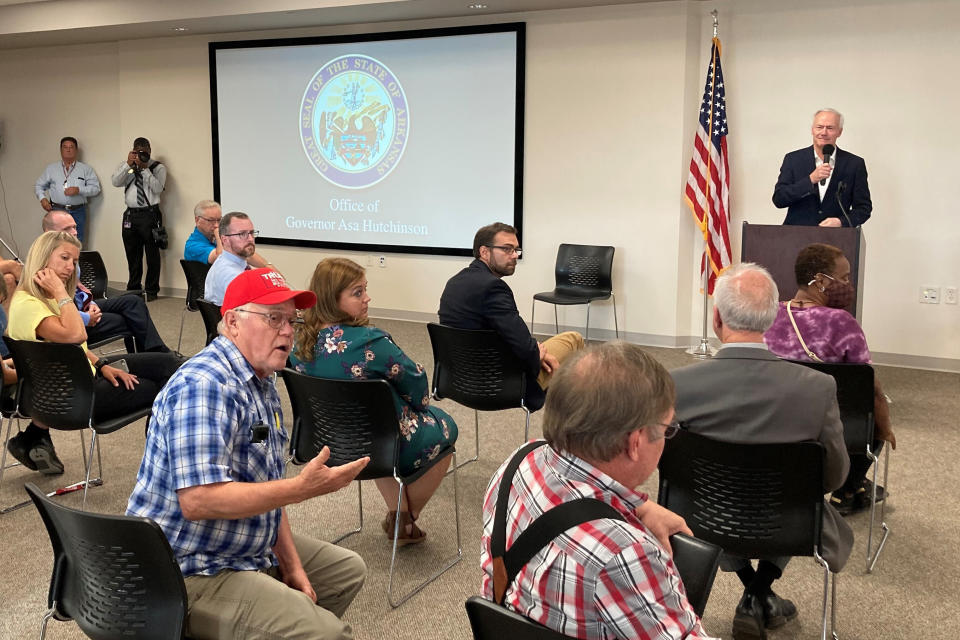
[794,243,845,286]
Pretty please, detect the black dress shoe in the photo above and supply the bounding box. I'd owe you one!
[761,591,798,629]
[732,591,767,640]
[6,431,38,471]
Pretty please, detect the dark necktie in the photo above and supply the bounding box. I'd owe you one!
[135,170,148,206]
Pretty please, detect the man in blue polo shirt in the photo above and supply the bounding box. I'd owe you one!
[185,199,270,267]
[127,268,369,639]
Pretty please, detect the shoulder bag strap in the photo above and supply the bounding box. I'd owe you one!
[786,300,824,363]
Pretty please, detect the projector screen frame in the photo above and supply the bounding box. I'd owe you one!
[208,22,526,258]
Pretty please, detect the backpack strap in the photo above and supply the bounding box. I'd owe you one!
[491,441,626,605]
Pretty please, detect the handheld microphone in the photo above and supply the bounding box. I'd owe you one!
[820,144,835,186]
[835,181,855,228]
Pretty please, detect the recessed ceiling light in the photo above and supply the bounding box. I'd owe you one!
[468,3,488,8]
[171,26,189,32]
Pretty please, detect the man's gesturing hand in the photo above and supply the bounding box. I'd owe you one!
[298,446,369,499]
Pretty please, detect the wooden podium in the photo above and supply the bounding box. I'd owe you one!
[741,222,866,320]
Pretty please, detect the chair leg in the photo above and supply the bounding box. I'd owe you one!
[584,301,591,343]
[866,445,891,573]
[814,550,830,640]
[449,409,479,474]
[553,305,559,335]
[612,293,619,338]
[0,415,33,515]
[387,452,463,607]
[831,570,838,640]
[530,299,536,336]
[522,406,531,441]
[176,306,189,353]
[39,604,55,639]
[332,481,363,544]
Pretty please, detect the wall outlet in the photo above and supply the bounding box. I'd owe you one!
[920,286,940,304]
[945,286,958,305]
[365,254,374,267]
[378,255,387,268]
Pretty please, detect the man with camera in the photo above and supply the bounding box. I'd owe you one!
[111,137,167,301]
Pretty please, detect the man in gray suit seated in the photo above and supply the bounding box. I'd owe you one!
[671,263,853,640]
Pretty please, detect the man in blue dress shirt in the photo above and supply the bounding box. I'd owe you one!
[35,136,101,242]
[204,211,263,306]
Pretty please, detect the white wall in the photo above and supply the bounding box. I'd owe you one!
[0,0,957,369]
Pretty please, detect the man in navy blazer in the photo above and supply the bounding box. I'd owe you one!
[438,223,583,411]
[772,108,871,227]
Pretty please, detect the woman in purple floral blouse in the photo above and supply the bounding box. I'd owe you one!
[764,243,895,515]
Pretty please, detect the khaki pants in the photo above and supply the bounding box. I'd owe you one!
[536,331,585,390]
[184,534,366,640]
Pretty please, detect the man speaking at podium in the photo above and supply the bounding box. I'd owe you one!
[772,108,872,227]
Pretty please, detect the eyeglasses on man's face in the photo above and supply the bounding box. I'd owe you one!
[485,244,522,257]
[222,230,260,240]
[645,419,681,441]
[198,215,222,224]
[235,309,303,330]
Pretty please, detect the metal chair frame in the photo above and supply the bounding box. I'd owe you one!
[282,370,462,607]
[790,360,891,572]
[427,323,531,472]
[195,300,222,347]
[658,430,839,640]
[530,243,618,343]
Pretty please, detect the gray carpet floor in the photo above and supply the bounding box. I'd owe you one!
[1,295,957,639]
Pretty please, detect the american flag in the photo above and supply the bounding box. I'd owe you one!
[684,37,732,295]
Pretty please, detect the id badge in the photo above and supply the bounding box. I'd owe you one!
[122,209,132,229]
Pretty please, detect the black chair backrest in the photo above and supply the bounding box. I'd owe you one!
[788,360,875,452]
[78,251,109,300]
[670,532,721,618]
[26,483,187,640]
[180,259,211,312]
[195,300,222,346]
[658,429,824,560]
[281,370,398,479]
[427,323,527,412]
[4,339,94,431]
[465,595,574,640]
[553,244,614,296]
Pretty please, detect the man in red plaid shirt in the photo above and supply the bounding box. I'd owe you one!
[480,342,718,640]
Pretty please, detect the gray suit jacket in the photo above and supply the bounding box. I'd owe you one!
[671,346,853,571]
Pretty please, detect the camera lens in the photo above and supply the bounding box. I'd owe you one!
[137,150,150,163]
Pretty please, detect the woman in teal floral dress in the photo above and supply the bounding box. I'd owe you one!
[291,258,458,545]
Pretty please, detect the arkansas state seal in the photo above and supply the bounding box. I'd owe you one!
[299,54,410,189]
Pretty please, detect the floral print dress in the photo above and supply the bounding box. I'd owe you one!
[290,325,458,475]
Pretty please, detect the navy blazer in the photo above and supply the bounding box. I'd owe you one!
[772,145,872,227]
[438,259,545,411]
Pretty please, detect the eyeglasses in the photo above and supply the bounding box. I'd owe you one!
[198,215,221,224]
[645,419,681,441]
[222,230,259,239]
[485,244,522,257]
[235,309,303,330]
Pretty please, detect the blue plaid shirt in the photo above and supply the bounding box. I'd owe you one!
[126,336,289,577]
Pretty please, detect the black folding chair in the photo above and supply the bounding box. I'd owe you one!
[26,483,187,640]
[78,250,145,301]
[658,429,838,640]
[427,323,531,471]
[0,340,151,511]
[196,299,222,347]
[531,244,617,342]
[281,370,462,607]
[177,259,211,352]
[790,360,890,572]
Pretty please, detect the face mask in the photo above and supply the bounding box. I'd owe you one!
[818,273,854,309]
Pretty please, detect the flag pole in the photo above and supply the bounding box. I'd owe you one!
[687,10,721,359]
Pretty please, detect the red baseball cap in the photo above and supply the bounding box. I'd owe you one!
[221,268,316,315]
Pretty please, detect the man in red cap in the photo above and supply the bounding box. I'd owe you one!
[127,268,369,639]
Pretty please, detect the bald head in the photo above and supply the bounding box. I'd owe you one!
[41,210,79,238]
[713,263,779,333]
